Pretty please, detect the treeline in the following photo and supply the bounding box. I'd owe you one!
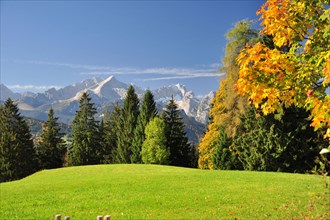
[0,87,196,182]
[198,20,329,173]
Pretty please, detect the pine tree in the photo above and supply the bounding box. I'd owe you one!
[101,104,121,164]
[131,90,158,163]
[162,97,191,167]
[36,108,66,169]
[0,99,37,182]
[69,92,101,166]
[141,117,169,165]
[114,85,139,163]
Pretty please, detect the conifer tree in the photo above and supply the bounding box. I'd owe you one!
[234,107,327,173]
[37,108,65,169]
[99,118,106,162]
[0,99,37,182]
[212,126,241,170]
[131,90,158,163]
[101,103,121,164]
[69,92,101,166]
[141,117,169,164]
[115,85,139,163]
[162,97,191,167]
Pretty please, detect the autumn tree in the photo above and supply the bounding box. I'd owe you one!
[198,20,259,169]
[141,117,169,165]
[131,90,158,163]
[236,0,330,140]
[0,99,37,182]
[37,108,66,169]
[114,85,139,163]
[69,92,101,166]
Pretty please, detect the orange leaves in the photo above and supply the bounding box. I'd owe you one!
[306,96,330,138]
[323,58,330,85]
[257,0,317,48]
[258,0,292,47]
[236,42,296,115]
[198,81,227,169]
[237,0,330,140]
[198,122,218,170]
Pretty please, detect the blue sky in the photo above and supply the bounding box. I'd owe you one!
[1,1,264,95]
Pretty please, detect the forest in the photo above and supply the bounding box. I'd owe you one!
[1,0,329,183]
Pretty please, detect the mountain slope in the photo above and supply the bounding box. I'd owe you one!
[0,84,21,100]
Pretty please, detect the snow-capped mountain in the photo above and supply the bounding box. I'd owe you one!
[1,77,215,143]
[0,76,214,125]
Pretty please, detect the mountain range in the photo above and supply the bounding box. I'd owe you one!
[0,76,215,143]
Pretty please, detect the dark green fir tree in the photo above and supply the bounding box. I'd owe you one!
[233,107,327,172]
[131,90,158,163]
[101,103,121,164]
[162,96,192,167]
[37,108,66,169]
[114,85,139,163]
[69,92,101,166]
[212,126,241,170]
[0,99,37,182]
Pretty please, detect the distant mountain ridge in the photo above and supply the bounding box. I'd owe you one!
[1,76,214,143]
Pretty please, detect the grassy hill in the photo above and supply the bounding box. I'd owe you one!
[1,164,329,219]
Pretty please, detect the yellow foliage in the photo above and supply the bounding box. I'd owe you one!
[198,80,227,169]
[237,0,330,141]
[198,20,260,169]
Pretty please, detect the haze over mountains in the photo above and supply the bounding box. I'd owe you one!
[1,76,215,143]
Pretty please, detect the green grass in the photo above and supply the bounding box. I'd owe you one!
[1,164,329,219]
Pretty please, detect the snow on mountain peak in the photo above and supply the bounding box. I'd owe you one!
[175,84,187,96]
[91,75,127,101]
[2,77,214,124]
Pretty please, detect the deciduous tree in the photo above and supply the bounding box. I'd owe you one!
[236,0,330,139]
[198,20,259,169]
[141,117,169,164]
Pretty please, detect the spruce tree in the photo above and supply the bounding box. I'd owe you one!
[162,97,191,167]
[234,107,327,172]
[37,108,65,169]
[212,126,242,170]
[114,85,139,163]
[102,103,121,164]
[0,99,37,182]
[69,92,101,166]
[131,90,158,163]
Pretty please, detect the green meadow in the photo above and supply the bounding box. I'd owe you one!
[1,164,329,219]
